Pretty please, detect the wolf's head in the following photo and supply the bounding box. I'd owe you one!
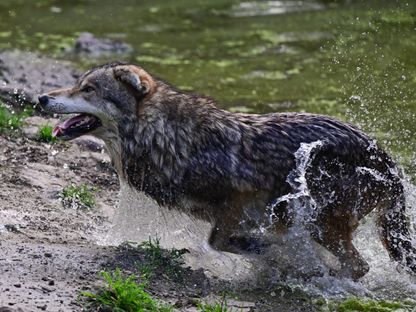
[38,62,157,141]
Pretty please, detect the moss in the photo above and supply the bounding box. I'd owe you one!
[136,54,190,66]
[379,11,415,25]
[320,297,416,312]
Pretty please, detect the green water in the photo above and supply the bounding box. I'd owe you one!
[1,0,416,174]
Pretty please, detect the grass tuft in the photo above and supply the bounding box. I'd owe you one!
[138,238,187,281]
[198,301,229,312]
[61,184,97,210]
[0,104,24,132]
[82,269,173,312]
[38,124,57,143]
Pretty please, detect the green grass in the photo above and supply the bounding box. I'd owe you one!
[0,104,25,132]
[320,297,416,312]
[82,269,173,312]
[38,124,56,143]
[198,301,229,312]
[138,238,187,281]
[61,183,96,209]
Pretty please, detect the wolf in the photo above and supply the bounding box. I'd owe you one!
[38,62,416,280]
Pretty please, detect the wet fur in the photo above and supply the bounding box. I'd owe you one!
[40,62,416,280]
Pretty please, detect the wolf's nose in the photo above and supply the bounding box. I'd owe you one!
[38,95,49,106]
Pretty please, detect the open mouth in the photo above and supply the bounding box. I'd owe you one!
[53,113,102,140]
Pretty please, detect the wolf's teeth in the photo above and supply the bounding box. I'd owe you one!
[70,117,92,129]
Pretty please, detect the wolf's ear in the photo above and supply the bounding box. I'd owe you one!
[113,65,155,96]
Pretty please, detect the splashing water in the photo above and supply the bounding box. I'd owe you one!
[261,141,416,298]
[266,140,323,228]
[98,138,416,299]
[354,177,416,298]
[99,180,254,280]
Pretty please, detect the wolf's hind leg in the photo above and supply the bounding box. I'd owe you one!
[311,216,369,280]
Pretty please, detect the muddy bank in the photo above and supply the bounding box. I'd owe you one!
[0,33,132,109]
[0,121,117,311]
[0,50,78,108]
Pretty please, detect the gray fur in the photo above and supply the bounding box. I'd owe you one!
[39,63,416,280]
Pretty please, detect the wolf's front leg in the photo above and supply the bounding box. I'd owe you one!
[209,221,270,255]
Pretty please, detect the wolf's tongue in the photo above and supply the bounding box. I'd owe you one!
[52,126,63,137]
[52,114,89,137]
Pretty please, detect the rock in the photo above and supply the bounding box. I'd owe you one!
[198,296,256,312]
[0,50,78,109]
[22,116,58,140]
[73,135,105,152]
[0,37,132,109]
[22,125,40,140]
[25,116,58,128]
[69,32,133,58]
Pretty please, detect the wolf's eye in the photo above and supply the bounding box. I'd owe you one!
[81,86,95,93]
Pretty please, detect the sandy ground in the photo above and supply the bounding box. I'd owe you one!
[0,120,118,311]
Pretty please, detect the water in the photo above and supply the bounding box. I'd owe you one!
[2,0,416,170]
[101,143,416,300]
[102,180,255,281]
[266,140,323,227]
[1,0,416,301]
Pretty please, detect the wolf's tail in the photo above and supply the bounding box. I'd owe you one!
[378,182,416,273]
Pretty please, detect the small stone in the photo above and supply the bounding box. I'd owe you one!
[13,284,21,288]
[70,32,133,58]
[44,252,52,258]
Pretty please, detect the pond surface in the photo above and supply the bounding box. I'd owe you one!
[1,1,416,173]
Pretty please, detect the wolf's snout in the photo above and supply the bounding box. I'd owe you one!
[38,95,49,106]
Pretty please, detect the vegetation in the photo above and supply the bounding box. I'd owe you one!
[138,238,187,281]
[61,183,97,210]
[319,297,416,312]
[82,268,236,312]
[38,124,57,143]
[198,301,229,312]
[0,103,30,132]
[82,269,173,312]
